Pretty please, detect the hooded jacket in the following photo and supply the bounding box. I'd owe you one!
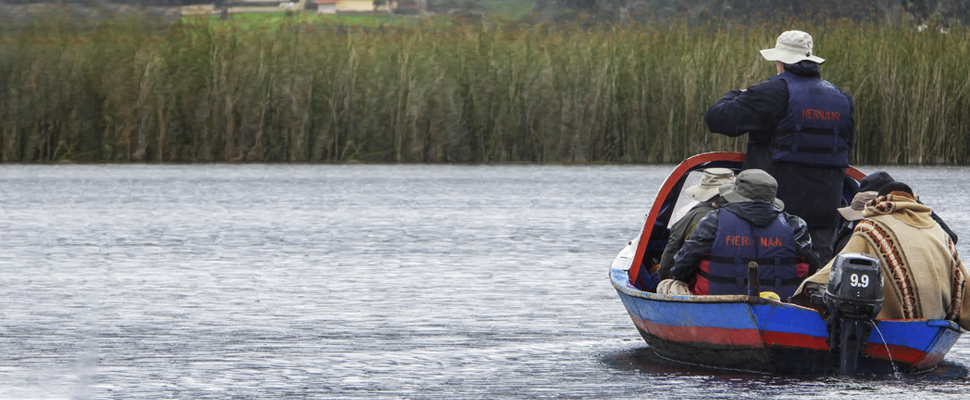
[670,201,819,294]
[795,194,970,330]
[658,199,718,280]
[705,62,854,230]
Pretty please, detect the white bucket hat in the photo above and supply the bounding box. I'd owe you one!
[685,168,735,202]
[760,30,825,65]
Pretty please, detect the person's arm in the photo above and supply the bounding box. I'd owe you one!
[670,210,720,282]
[787,214,820,273]
[658,216,691,280]
[657,220,688,280]
[704,79,789,137]
[658,205,711,279]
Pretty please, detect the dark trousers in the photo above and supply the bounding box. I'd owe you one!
[810,226,837,270]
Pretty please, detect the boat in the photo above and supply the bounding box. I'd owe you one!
[609,152,966,375]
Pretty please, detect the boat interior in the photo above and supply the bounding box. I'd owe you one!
[626,152,864,295]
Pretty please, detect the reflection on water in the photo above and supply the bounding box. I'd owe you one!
[607,346,969,381]
[605,346,969,398]
[0,164,967,399]
[607,346,775,376]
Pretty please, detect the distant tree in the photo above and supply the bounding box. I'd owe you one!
[544,0,968,24]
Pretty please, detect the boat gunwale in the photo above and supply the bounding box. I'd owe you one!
[627,151,866,286]
[611,153,966,373]
[612,267,767,305]
[612,266,967,334]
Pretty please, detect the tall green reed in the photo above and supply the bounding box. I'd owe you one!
[0,17,968,164]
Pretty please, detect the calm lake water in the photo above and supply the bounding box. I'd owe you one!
[1,164,968,399]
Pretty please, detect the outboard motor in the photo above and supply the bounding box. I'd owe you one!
[819,253,884,374]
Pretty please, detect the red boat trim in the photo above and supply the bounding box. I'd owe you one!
[631,313,764,347]
[863,343,928,365]
[628,154,866,287]
[634,315,934,365]
[846,166,865,181]
[760,331,829,351]
[629,152,745,285]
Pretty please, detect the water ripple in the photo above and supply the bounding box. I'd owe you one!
[0,164,966,399]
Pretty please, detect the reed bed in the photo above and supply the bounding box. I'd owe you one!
[1,17,968,164]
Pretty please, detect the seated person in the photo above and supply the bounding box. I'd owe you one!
[856,171,958,244]
[660,169,818,300]
[794,182,970,330]
[833,190,878,255]
[657,168,735,280]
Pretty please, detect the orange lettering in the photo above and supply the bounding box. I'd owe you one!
[727,235,760,246]
[759,237,783,247]
[800,109,841,121]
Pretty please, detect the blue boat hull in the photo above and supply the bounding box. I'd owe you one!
[612,268,964,374]
[610,152,965,374]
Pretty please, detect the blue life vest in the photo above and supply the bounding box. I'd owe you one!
[698,208,804,300]
[768,72,853,167]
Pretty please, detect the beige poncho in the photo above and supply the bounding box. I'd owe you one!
[797,193,970,330]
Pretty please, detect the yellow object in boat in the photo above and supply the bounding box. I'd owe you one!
[759,291,781,301]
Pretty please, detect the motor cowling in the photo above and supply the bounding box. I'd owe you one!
[824,253,884,319]
[822,253,885,375]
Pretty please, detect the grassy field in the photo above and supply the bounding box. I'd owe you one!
[0,15,967,164]
[187,10,412,27]
[185,1,539,27]
[479,1,537,20]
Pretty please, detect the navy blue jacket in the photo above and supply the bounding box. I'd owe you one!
[670,201,819,292]
[705,62,855,229]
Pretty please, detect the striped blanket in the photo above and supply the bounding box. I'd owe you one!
[798,193,969,330]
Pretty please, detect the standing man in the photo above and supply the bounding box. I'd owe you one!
[705,30,854,266]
